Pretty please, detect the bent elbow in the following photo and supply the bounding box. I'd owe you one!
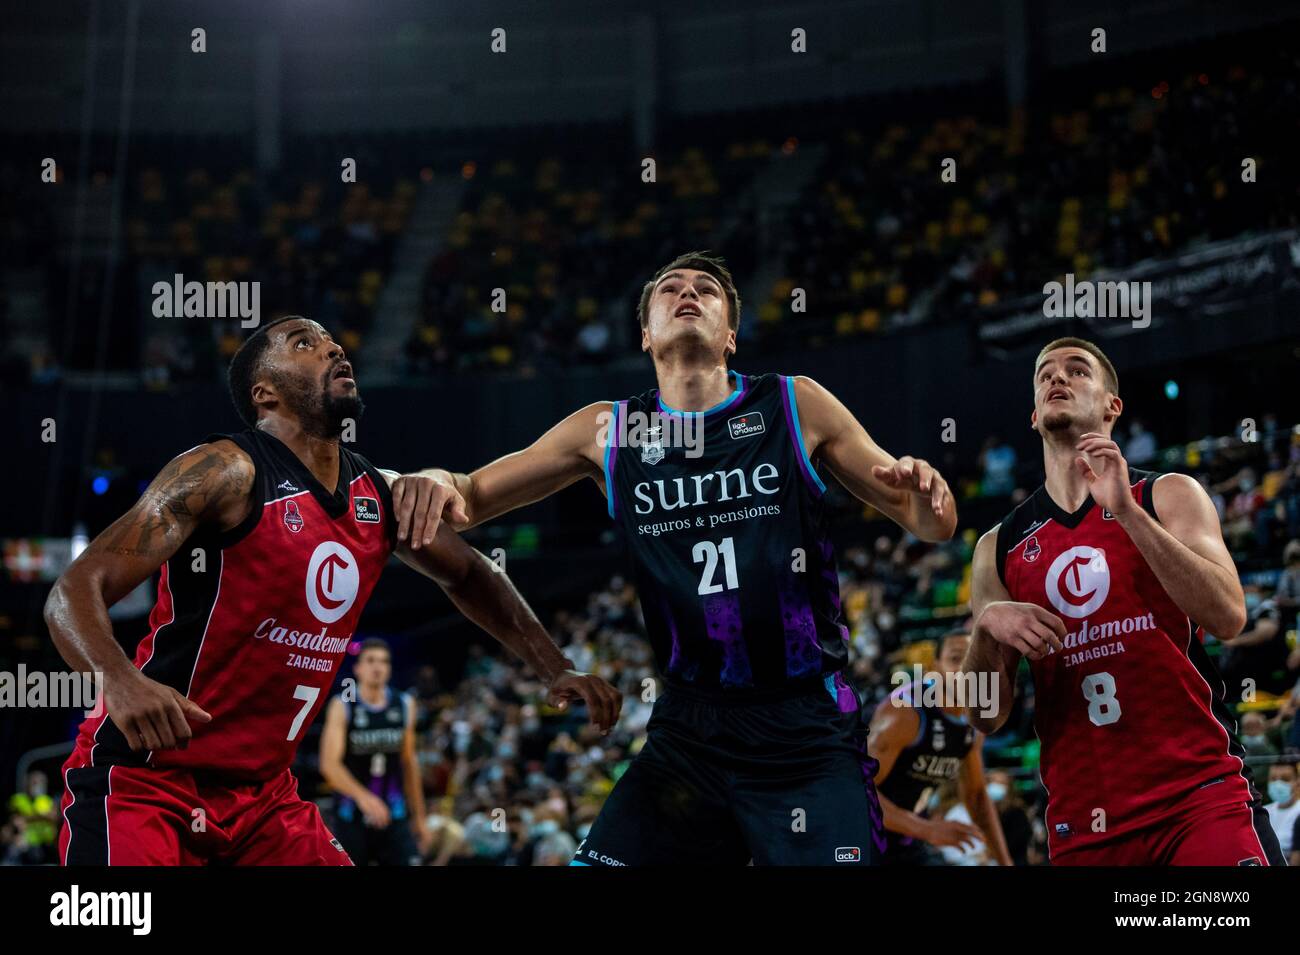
[1221,604,1248,642]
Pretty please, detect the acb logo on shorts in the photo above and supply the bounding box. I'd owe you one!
[834,846,861,863]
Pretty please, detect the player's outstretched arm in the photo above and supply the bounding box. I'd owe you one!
[390,520,623,733]
[414,402,609,530]
[869,700,984,851]
[42,442,252,749]
[958,737,1014,865]
[790,377,956,542]
[963,526,1064,735]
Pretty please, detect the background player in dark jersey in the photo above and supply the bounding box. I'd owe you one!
[418,251,957,865]
[962,336,1283,865]
[870,630,1012,865]
[320,639,424,865]
[45,315,621,866]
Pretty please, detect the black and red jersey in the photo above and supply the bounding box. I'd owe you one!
[995,469,1261,858]
[74,429,395,781]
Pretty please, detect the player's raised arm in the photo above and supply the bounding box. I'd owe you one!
[789,376,956,542]
[963,525,1065,735]
[42,442,251,749]
[1074,436,1247,639]
[413,402,609,530]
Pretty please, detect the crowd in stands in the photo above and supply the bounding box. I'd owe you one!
[6,34,1296,384]
[403,144,765,374]
[759,51,1298,348]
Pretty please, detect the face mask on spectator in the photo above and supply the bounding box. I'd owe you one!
[531,820,559,838]
[986,782,1007,803]
[1243,734,1269,748]
[1244,594,1262,613]
[1268,780,1293,804]
[576,823,592,840]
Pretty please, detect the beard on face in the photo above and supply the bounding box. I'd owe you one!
[1039,408,1074,433]
[268,365,364,438]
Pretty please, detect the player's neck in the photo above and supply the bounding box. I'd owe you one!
[653,357,733,413]
[257,416,341,493]
[1041,430,1093,514]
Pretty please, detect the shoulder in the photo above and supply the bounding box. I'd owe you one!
[995,489,1045,544]
[871,688,922,735]
[789,374,831,405]
[160,439,256,498]
[1145,471,1214,523]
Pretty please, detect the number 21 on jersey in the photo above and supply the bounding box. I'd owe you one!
[693,537,739,595]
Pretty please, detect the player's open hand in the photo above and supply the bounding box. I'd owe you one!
[1075,433,1132,517]
[925,818,986,852]
[976,600,1066,661]
[871,456,952,521]
[391,471,469,550]
[546,670,623,734]
[358,791,392,828]
[107,668,212,752]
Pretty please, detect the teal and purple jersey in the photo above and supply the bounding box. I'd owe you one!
[605,371,851,696]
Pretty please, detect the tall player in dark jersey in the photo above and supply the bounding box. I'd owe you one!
[420,252,957,865]
[870,631,1012,865]
[320,639,424,865]
[963,337,1283,865]
[44,315,621,866]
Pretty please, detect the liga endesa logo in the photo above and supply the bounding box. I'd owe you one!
[1045,545,1110,618]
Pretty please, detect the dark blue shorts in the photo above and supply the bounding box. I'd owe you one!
[572,675,884,866]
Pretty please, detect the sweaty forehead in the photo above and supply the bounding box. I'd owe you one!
[656,269,720,290]
[272,319,329,343]
[1035,348,1095,378]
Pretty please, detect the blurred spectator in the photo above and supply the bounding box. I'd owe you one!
[1218,585,1288,695]
[2,770,57,866]
[1240,711,1279,760]
[1275,540,1300,634]
[1123,420,1158,467]
[978,435,1017,497]
[1265,761,1299,856]
[987,769,1034,868]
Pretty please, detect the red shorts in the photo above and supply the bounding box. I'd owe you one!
[59,749,352,866]
[1052,798,1283,866]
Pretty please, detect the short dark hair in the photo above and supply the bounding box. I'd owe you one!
[636,251,741,331]
[1035,336,1120,395]
[227,315,307,427]
[356,638,391,659]
[940,630,971,653]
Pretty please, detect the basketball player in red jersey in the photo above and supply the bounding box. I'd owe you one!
[45,315,621,865]
[963,336,1283,865]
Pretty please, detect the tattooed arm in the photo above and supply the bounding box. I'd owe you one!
[43,440,255,751]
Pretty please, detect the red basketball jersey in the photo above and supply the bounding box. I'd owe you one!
[996,469,1258,858]
[74,429,395,781]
